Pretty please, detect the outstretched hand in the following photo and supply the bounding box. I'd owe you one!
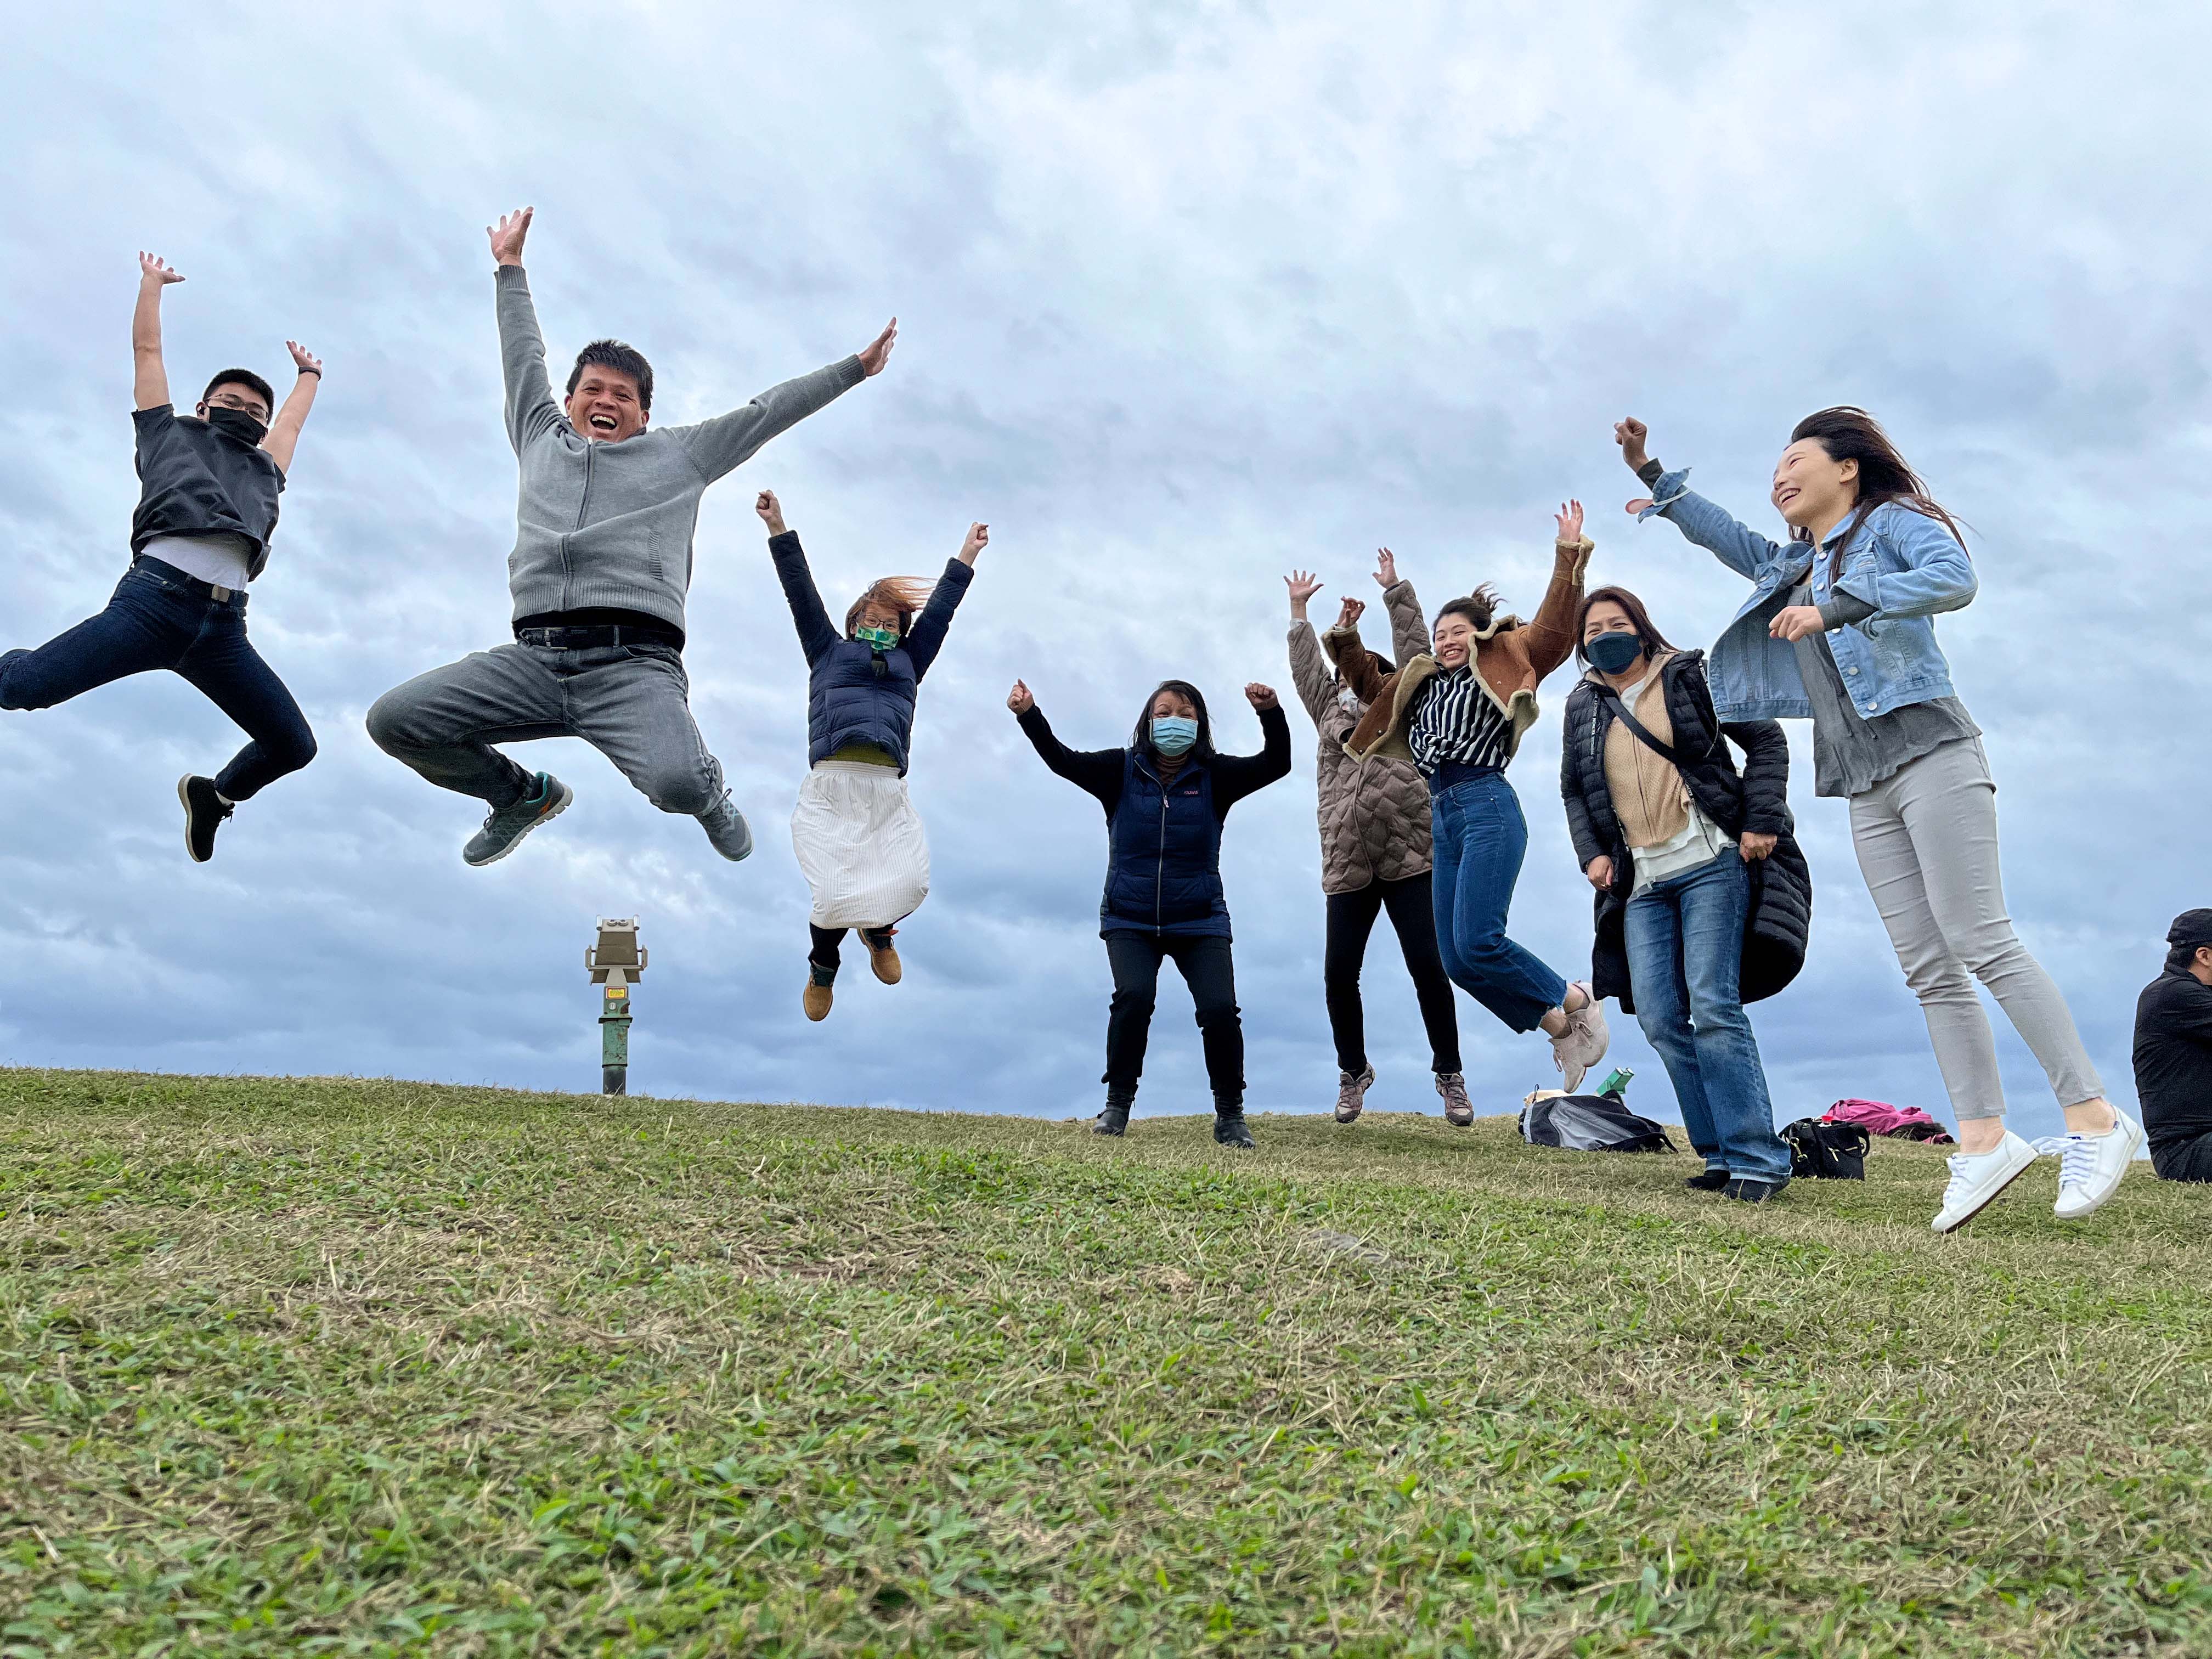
[1335,596,1365,630]
[1245,682,1279,712]
[754,489,787,535]
[958,522,990,566]
[1007,679,1035,716]
[138,251,184,286]
[1554,499,1585,545]
[1373,547,1398,588]
[286,340,322,377]
[487,207,533,267]
[1284,568,1323,619]
[857,318,898,376]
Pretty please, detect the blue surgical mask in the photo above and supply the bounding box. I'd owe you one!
[1586,631,1645,675]
[1150,715,1199,755]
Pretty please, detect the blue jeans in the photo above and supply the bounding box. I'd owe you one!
[1429,770,1570,1034]
[0,559,316,801]
[1623,853,1790,1182]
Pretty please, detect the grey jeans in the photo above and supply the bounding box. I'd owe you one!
[366,641,724,815]
[1849,737,2102,1120]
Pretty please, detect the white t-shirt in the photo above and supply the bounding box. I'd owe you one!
[141,532,255,591]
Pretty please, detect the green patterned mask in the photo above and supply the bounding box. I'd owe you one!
[855,624,900,651]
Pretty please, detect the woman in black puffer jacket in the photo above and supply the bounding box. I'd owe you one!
[1559,586,1812,1201]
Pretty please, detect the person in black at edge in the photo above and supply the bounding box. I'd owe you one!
[1008,674,1292,1147]
[2131,909,2212,1183]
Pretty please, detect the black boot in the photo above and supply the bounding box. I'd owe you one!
[1684,1169,1731,1192]
[1093,1088,1135,1137]
[1212,1109,1256,1150]
[1725,1176,1789,1203]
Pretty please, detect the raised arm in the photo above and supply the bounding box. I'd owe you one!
[674,318,895,484]
[1374,549,1430,668]
[1521,501,1594,684]
[487,208,561,453]
[1009,683,1124,810]
[755,491,840,666]
[132,252,183,411]
[1616,416,1797,583]
[905,523,987,682]
[260,341,323,474]
[1211,692,1292,814]
[1284,571,1334,727]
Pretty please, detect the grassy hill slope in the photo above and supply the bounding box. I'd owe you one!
[2,1068,2209,1656]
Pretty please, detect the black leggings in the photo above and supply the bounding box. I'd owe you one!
[1103,933,1243,1109]
[810,923,890,968]
[1324,872,1461,1076]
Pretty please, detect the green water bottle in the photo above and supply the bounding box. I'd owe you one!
[1596,1066,1633,1098]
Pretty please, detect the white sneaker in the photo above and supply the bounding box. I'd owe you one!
[1931,1130,2038,1233]
[1550,984,1609,1093]
[2053,1109,2145,1221]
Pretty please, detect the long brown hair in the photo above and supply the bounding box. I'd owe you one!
[1790,406,1966,549]
[1573,586,1677,666]
[844,577,935,638]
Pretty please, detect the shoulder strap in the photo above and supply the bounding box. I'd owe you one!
[1595,683,1695,767]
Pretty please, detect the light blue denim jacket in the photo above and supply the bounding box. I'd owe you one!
[1638,470,1977,722]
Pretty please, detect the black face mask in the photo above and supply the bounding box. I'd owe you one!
[202,405,268,446]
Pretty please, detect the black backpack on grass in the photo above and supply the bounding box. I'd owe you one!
[1521,1093,1678,1154]
[1781,1118,1870,1181]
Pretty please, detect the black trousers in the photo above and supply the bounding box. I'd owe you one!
[2152,1132,2212,1183]
[1103,933,1243,1108]
[1324,872,1462,1075]
[810,923,891,968]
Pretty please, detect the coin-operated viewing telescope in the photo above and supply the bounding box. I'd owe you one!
[585,917,647,1095]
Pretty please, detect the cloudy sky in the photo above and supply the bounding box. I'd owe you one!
[3,3,2203,1138]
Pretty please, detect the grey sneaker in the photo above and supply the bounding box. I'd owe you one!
[699,791,754,862]
[462,772,572,867]
[1435,1071,1474,1127]
[1335,1065,1375,1123]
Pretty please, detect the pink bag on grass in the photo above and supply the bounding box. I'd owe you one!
[1821,1098,1955,1145]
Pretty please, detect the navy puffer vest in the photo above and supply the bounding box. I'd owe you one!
[808,639,922,773]
[1101,752,1229,938]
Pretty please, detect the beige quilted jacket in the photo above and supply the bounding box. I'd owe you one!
[1288,579,1435,894]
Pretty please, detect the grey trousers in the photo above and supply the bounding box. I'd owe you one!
[366,641,725,815]
[1849,737,2102,1120]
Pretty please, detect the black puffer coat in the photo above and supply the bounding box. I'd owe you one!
[1559,650,1812,1014]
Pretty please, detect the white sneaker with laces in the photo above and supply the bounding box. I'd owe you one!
[2052,1110,2145,1221]
[1931,1130,2039,1234]
[1550,983,1609,1093]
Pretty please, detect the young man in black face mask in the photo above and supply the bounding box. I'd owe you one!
[0,251,324,863]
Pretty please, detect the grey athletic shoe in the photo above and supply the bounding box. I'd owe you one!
[1335,1065,1375,1123]
[1435,1071,1475,1127]
[462,772,572,867]
[699,792,754,862]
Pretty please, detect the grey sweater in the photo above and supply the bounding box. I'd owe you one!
[496,264,866,630]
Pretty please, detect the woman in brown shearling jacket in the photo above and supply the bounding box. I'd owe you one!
[1345,505,1610,1091]
[1285,551,1467,1125]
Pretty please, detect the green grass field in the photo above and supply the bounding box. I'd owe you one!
[2,1068,2208,1656]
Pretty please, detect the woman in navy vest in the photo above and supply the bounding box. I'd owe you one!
[1010,675,1292,1146]
[760,489,985,1021]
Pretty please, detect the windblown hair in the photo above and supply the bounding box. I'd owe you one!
[200,369,275,416]
[1573,585,1677,666]
[1433,584,1502,640]
[1790,406,1966,549]
[844,578,934,639]
[1128,679,1218,764]
[567,340,655,413]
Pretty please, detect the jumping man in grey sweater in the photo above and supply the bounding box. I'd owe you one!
[366,206,897,867]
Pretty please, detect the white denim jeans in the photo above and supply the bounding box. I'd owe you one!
[1849,737,2102,1120]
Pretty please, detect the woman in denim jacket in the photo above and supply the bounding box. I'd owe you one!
[1615,408,2140,1233]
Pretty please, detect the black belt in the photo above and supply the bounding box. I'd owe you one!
[132,555,247,607]
[515,624,684,651]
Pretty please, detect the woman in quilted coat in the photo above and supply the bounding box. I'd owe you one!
[758,489,988,1023]
[1284,552,1467,1125]
[1559,586,1805,1201]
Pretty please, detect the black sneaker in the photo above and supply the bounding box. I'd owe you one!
[1725,1177,1789,1204]
[1212,1112,1256,1150]
[1684,1169,1732,1192]
[1092,1104,1130,1138]
[178,775,233,864]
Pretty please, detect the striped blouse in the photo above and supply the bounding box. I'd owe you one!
[1407,665,1513,777]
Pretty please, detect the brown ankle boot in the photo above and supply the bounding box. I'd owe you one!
[862,927,903,985]
[802,961,837,1022]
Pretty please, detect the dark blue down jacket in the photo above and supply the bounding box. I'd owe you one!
[1018,704,1293,939]
[770,531,973,775]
